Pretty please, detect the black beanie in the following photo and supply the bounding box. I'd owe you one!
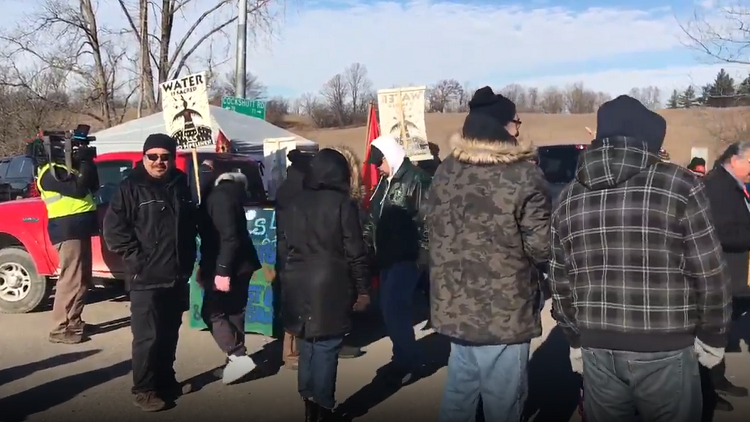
[143,133,178,156]
[595,95,666,154]
[461,86,517,142]
[367,145,385,166]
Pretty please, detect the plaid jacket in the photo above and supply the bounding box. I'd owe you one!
[550,137,730,351]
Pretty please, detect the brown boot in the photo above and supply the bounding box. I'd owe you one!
[133,391,166,412]
[48,330,83,345]
[284,332,299,370]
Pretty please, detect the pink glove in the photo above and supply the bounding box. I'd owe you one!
[214,275,231,292]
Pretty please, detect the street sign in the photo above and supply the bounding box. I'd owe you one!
[221,96,266,120]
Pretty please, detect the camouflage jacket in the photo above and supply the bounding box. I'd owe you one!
[423,134,551,345]
[364,158,431,269]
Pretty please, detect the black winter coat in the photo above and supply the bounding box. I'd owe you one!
[276,163,308,272]
[198,172,261,281]
[103,163,198,290]
[278,149,370,339]
[703,166,750,297]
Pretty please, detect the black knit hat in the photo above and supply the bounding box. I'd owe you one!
[461,86,517,142]
[595,95,666,154]
[367,145,385,166]
[143,133,177,156]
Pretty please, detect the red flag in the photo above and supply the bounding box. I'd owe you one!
[216,129,231,153]
[361,103,380,209]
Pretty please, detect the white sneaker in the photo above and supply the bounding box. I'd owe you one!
[222,355,257,385]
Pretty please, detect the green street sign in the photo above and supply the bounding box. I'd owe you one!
[221,96,266,120]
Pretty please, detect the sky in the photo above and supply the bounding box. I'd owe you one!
[1,0,748,101]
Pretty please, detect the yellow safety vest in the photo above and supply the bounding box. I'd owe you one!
[36,163,97,219]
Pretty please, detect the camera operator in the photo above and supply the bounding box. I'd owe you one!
[38,143,99,345]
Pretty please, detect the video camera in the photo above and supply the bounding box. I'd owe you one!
[26,124,98,170]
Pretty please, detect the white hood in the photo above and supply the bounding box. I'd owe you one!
[371,135,406,180]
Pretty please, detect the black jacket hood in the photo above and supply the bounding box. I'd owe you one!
[576,136,661,191]
[304,148,351,193]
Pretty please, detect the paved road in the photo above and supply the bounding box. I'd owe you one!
[1,294,749,422]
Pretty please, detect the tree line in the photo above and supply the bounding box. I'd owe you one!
[666,68,750,109]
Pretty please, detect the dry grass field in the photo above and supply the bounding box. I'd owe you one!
[288,107,750,166]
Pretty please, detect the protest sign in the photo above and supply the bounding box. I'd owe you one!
[160,72,214,149]
[377,86,433,162]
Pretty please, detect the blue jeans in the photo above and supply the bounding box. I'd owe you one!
[380,261,420,369]
[438,341,530,422]
[582,346,701,422]
[298,336,343,409]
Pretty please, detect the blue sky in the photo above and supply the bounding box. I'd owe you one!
[0,0,746,101]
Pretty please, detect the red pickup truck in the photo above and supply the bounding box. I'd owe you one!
[0,150,266,313]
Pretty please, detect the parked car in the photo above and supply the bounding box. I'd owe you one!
[0,150,267,313]
[0,155,38,201]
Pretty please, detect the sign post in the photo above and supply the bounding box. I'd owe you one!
[221,96,266,120]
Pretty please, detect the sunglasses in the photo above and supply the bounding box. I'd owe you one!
[512,119,522,126]
[146,153,170,162]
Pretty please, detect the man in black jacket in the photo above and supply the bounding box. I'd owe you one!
[549,96,731,421]
[364,134,431,383]
[198,171,262,384]
[702,142,750,407]
[103,134,198,412]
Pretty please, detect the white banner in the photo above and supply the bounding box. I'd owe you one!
[377,86,433,162]
[160,71,214,149]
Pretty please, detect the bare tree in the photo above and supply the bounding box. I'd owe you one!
[499,84,528,111]
[299,92,318,116]
[320,74,349,127]
[207,70,267,102]
[526,87,540,113]
[564,82,598,114]
[628,86,661,110]
[457,82,474,112]
[265,96,289,125]
[680,4,750,66]
[116,0,279,112]
[344,63,372,116]
[428,79,463,113]
[0,0,135,127]
[540,86,565,114]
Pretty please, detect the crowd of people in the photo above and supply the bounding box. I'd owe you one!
[35,85,750,422]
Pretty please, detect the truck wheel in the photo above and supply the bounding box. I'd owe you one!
[0,247,48,314]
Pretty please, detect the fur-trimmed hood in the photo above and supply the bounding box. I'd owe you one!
[331,145,364,200]
[449,133,536,165]
[215,171,248,189]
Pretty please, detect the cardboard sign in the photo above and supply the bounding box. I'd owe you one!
[377,86,433,162]
[160,72,214,149]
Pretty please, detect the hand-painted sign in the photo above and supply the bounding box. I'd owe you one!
[189,207,276,335]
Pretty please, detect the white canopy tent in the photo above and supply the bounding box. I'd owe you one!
[91,105,318,156]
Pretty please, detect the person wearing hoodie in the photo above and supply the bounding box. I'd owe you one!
[688,157,707,178]
[278,148,370,422]
[364,134,432,383]
[275,149,313,370]
[549,95,731,422]
[423,86,550,421]
[197,170,262,385]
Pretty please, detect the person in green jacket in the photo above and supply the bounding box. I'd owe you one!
[364,134,431,384]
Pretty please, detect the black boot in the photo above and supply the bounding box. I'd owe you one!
[304,399,319,422]
[715,395,734,412]
[715,378,748,397]
[317,406,337,422]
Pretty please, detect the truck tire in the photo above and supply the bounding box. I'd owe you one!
[0,247,49,314]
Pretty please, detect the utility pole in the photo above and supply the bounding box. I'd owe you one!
[234,0,247,98]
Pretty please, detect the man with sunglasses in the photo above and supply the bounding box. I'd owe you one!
[103,134,199,412]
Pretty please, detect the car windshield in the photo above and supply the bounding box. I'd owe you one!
[537,146,583,184]
[193,154,268,206]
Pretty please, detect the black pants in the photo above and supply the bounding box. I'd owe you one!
[201,278,249,357]
[130,285,187,394]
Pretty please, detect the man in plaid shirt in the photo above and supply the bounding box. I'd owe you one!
[549,95,731,422]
